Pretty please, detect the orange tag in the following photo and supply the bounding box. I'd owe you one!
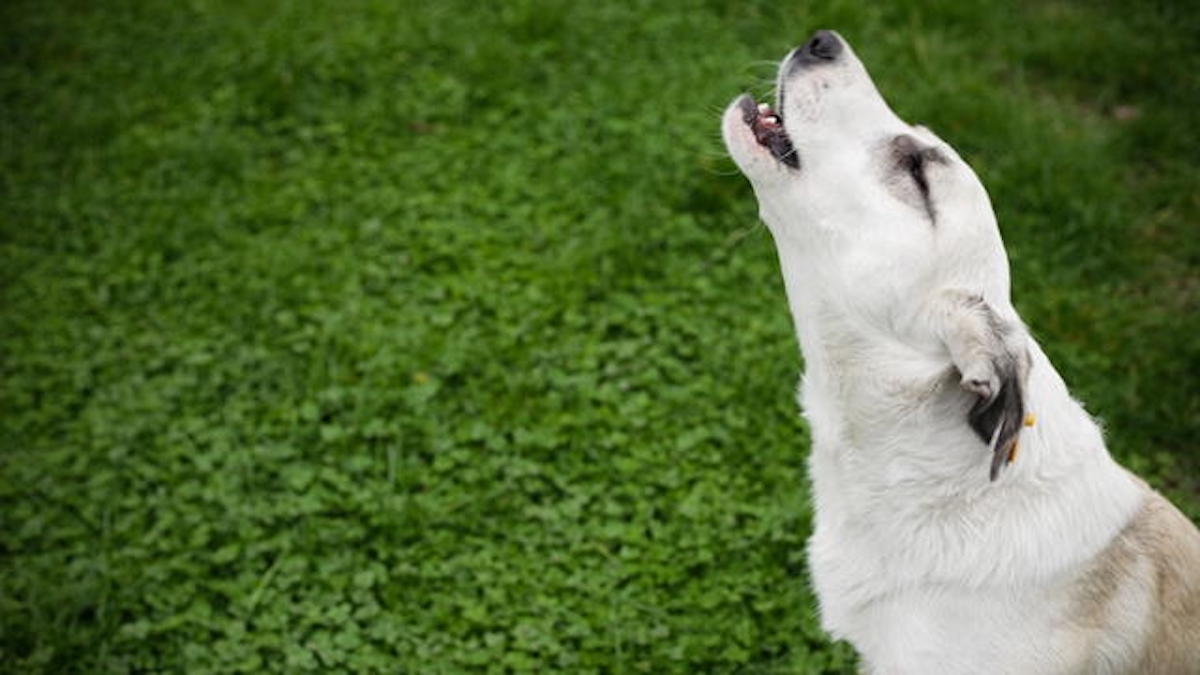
[1007,439,1021,464]
[1024,412,1036,427]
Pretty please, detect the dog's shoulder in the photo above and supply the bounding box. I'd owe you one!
[1128,486,1200,672]
[1073,479,1200,672]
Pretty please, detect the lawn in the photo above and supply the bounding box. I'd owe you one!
[1,0,1197,672]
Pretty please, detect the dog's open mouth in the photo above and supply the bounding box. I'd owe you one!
[739,94,798,168]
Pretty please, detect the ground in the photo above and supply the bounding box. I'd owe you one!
[1,0,1197,672]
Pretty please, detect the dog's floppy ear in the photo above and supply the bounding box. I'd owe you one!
[931,291,1031,480]
[966,356,1027,481]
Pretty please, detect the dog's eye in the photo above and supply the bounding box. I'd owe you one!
[887,135,945,222]
[902,151,930,198]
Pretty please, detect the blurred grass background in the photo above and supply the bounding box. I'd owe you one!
[1,0,1196,671]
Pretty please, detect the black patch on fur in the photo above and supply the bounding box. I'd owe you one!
[888,134,946,224]
[968,359,1026,482]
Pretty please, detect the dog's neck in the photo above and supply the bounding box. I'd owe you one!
[772,236,1144,587]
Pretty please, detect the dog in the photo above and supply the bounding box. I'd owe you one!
[722,30,1200,674]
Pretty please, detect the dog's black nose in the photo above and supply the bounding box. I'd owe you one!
[792,30,843,67]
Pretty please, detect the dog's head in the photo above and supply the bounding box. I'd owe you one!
[722,31,1012,318]
[724,32,1032,479]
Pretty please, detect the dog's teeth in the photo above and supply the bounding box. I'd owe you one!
[763,115,779,125]
[758,103,771,114]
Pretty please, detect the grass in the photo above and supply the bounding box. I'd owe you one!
[1,0,1196,671]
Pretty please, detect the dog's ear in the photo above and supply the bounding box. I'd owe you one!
[966,356,1027,481]
[932,291,1031,480]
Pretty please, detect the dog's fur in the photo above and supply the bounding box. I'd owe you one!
[722,30,1200,674]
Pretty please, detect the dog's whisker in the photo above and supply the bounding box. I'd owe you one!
[720,221,764,248]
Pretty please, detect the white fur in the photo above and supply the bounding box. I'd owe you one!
[722,32,1198,674]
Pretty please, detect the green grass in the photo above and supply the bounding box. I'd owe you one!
[1,0,1196,671]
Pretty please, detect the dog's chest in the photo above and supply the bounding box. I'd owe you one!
[804,459,1149,674]
[829,584,1087,674]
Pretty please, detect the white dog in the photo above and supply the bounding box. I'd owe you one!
[722,30,1200,674]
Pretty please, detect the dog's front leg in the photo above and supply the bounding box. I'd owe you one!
[924,290,1031,479]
